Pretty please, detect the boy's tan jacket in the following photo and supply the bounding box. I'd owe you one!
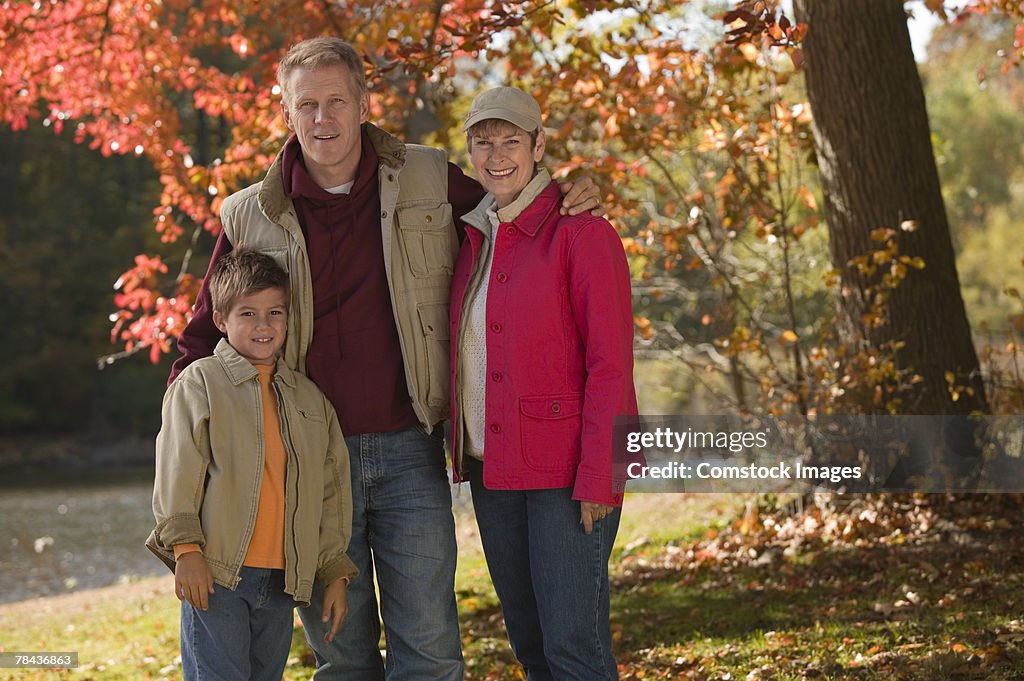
[147,339,358,606]
[217,123,456,429]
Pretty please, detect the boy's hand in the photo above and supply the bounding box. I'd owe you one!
[321,577,349,643]
[558,176,602,216]
[175,551,215,610]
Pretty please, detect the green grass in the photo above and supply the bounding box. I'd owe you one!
[1,493,1022,680]
[0,576,180,680]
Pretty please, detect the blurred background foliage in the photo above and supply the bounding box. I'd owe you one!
[1,0,1022,442]
[0,125,173,436]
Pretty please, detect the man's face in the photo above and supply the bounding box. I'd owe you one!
[282,64,369,188]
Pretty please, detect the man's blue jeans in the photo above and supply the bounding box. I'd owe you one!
[466,457,620,681]
[299,426,463,680]
[180,566,294,681]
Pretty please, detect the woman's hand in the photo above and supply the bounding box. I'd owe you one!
[580,501,615,535]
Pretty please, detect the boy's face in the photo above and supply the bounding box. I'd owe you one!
[212,287,288,366]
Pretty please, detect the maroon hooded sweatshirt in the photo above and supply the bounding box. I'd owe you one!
[282,134,419,435]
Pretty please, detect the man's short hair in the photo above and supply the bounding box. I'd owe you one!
[277,37,367,100]
[208,247,290,315]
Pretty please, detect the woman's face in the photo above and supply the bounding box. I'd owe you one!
[468,121,545,209]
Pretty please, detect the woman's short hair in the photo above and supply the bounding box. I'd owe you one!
[466,119,540,151]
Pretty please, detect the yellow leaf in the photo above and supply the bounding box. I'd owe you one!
[739,43,760,63]
[781,330,798,344]
[870,227,896,242]
[797,185,818,211]
[604,114,619,138]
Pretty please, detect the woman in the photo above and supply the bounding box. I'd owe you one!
[450,86,638,681]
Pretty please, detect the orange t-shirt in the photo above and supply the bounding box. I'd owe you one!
[243,364,287,569]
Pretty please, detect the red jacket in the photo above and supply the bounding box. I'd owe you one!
[449,180,638,506]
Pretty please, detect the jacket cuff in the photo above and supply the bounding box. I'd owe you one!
[572,471,624,507]
[317,552,359,587]
[153,514,206,551]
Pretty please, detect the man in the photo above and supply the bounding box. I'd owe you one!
[169,37,599,681]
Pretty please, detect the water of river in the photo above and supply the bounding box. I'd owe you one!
[0,472,164,605]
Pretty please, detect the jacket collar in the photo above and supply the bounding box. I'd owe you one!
[258,153,291,222]
[461,169,558,238]
[213,338,295,387]
[258,122,405,221]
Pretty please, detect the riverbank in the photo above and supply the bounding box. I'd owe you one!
[0,435,154,481]
[0,573,173,635]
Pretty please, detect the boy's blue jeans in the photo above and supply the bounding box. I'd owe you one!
[466,456,621,681]
[298,426,463,681]
[180,566,294,681]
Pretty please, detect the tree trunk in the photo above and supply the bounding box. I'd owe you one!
[793,0,987,415]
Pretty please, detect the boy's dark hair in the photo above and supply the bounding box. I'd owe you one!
[208,246,290,315]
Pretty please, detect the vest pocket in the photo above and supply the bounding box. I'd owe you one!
[416,301,450,341]
[395,203,455,278]
[416,301,451,408]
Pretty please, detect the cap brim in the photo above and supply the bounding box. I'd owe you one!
[463,108,539,132]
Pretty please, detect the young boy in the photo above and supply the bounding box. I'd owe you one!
[147,247,357,681]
